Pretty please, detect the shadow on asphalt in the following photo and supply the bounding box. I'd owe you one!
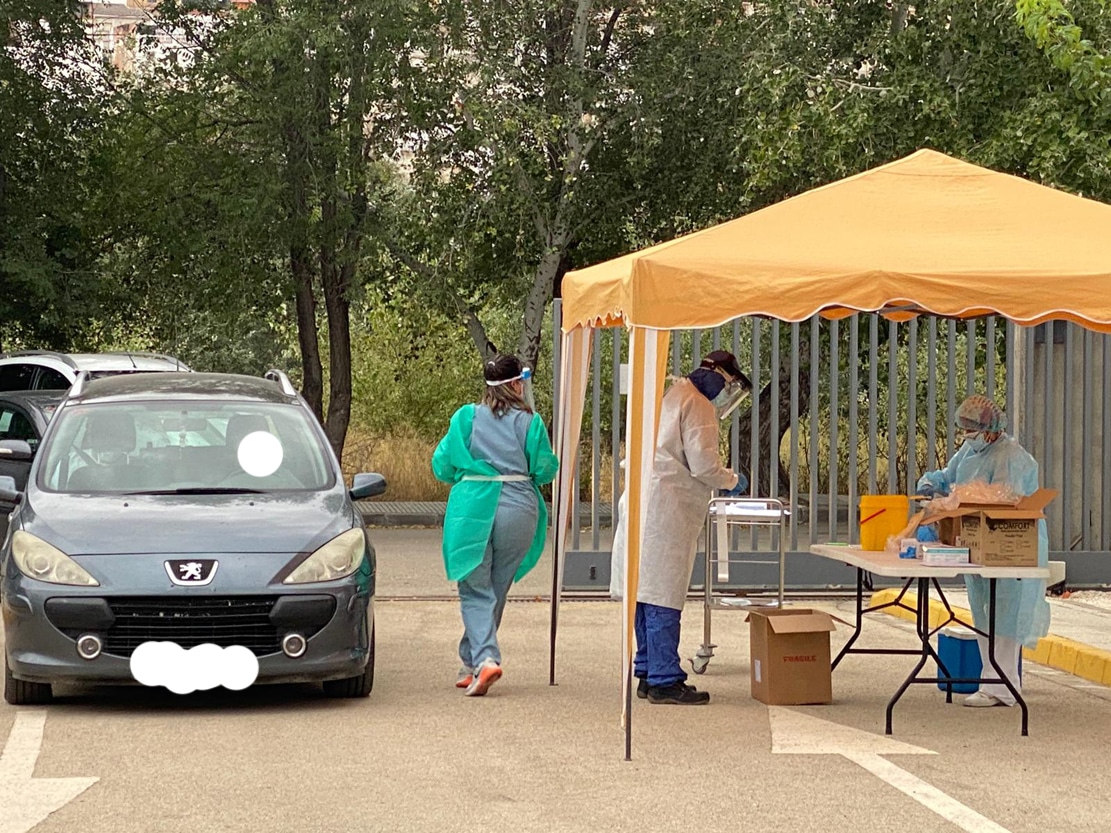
[48,682,365,713]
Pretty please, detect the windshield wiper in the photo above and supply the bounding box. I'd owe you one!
[124,487,264,495]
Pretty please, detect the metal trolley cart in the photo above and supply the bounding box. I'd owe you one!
[690,497,789,675]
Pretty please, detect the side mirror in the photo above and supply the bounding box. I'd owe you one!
[0,475,21,503]
[350,472,387,501]
[0,440,33,462]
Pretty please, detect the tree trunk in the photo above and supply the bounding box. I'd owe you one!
[292,245,323,421]
[321,251,352,460]
[734,336,813,496]
[518,245,563,370]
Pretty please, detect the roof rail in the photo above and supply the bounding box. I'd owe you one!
[265,369,297,397]
[68,370,90,398]
[0,350,79,370]
[99,351,191,371]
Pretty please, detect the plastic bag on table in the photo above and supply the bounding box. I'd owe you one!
[951,480,1020,506]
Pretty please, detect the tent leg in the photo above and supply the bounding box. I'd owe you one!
[625,664,633,761]
[549,525,561,686]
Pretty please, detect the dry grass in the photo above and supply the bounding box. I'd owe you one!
[342,426,450,502]
[342,425,620,503]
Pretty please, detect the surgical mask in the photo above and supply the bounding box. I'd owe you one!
[963,433,989,453]
[711,380,750,420]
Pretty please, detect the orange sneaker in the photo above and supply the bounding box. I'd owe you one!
[455,667,474,689]
[465,659,502,696]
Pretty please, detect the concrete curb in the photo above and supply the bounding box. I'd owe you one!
[869,588,1111,688]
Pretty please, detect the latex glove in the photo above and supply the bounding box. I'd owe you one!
[916,484,936,499]
[719,473,749,497]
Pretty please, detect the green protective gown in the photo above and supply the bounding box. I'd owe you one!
[432,404,559,583]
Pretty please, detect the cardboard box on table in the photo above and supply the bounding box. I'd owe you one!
[746,608,835,705]
[925,488,1057,568]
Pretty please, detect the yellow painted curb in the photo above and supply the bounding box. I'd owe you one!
[867,589,1109,689]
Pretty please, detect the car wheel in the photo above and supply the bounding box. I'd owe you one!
[4,655,53,705]
[322,620,375,698]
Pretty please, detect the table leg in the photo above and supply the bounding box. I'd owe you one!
[832,567,864,670]
[986,578,1029,736]
[885,577,933,734]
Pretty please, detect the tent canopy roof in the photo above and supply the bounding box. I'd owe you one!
[561,149,1111,333]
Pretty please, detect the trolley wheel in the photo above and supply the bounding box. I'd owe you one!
[690,656,710,675]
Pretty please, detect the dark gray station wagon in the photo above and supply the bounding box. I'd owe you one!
[0,370,385,704]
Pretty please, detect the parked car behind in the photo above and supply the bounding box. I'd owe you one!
[0,390,65,541]
[0,350,191,392]
[0,369,385,705]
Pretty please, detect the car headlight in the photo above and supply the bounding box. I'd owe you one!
[283,529,365,584]
[12,531,100,587]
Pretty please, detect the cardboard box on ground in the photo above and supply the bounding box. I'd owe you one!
[897,489,1057,568]
[746,608,837,705]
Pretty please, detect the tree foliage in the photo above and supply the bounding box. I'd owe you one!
[0,0,115,349]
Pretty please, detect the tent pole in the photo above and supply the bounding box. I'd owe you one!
[625,664,633,761]
[549,521,560,686]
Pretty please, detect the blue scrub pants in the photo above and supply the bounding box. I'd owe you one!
[457,499,537,668]
[634,602,688,688]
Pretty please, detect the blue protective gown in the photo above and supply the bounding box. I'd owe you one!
[916,435,1050,648]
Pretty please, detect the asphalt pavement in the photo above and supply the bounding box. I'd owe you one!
[3,528,1111,833]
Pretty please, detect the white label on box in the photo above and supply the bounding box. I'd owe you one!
[754,659,762,683]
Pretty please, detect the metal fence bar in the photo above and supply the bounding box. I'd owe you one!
[732,321,742,552]
[1104,335,1111,549]
[809,317,820,545]
[713,326,722,351]
[1044,324,1056,548]
[947,320,957,460]
[868,315,879,493]
[750,319,762,549]
[1062,325,1074,550]
[966,320,976,397]
[907,318,918,494]
[887,320,898,494]
[927,318,938,472]
[829,318,839,539]
[1082,329,1093,551]
[986,317,996,400]
[849,315,860,544]
[573,443,581,548]
[692,329,702,368]
[1005,320,1016,443]
[790,322,800,550]
[1024,326,1036,458]
[591,330,602,550]
[770,319,781,503]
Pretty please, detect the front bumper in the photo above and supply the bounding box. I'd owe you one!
[2,559,373,687]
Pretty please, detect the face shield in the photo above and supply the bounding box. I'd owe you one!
[710,378,750,420]
[486,366,535,409]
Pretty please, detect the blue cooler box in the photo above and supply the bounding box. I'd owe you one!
[937,627,981,693]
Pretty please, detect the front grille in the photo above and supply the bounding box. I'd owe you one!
[104,596,280,658]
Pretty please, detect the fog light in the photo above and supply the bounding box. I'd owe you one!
[77,634,102,660]
[282,633,307,658]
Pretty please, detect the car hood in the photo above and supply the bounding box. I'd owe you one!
[20,491,356,555]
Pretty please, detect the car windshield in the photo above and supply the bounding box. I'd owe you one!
[37,401,335,494]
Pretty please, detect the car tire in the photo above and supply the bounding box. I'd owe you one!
[4,655,53,705]
[322,620,375,698]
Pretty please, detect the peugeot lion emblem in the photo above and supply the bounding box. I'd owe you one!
[165,559,219,587]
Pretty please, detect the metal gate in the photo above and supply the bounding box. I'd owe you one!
[554,302,1111,590]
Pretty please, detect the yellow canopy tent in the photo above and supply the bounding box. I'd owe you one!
[548,148,1111,757]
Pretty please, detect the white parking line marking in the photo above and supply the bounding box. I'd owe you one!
[770,707,1011,833]
[0,711,98,833]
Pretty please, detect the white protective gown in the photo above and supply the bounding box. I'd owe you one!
[621,377,738,610]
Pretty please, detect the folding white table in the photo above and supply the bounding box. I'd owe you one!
[810,544,1050,736]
